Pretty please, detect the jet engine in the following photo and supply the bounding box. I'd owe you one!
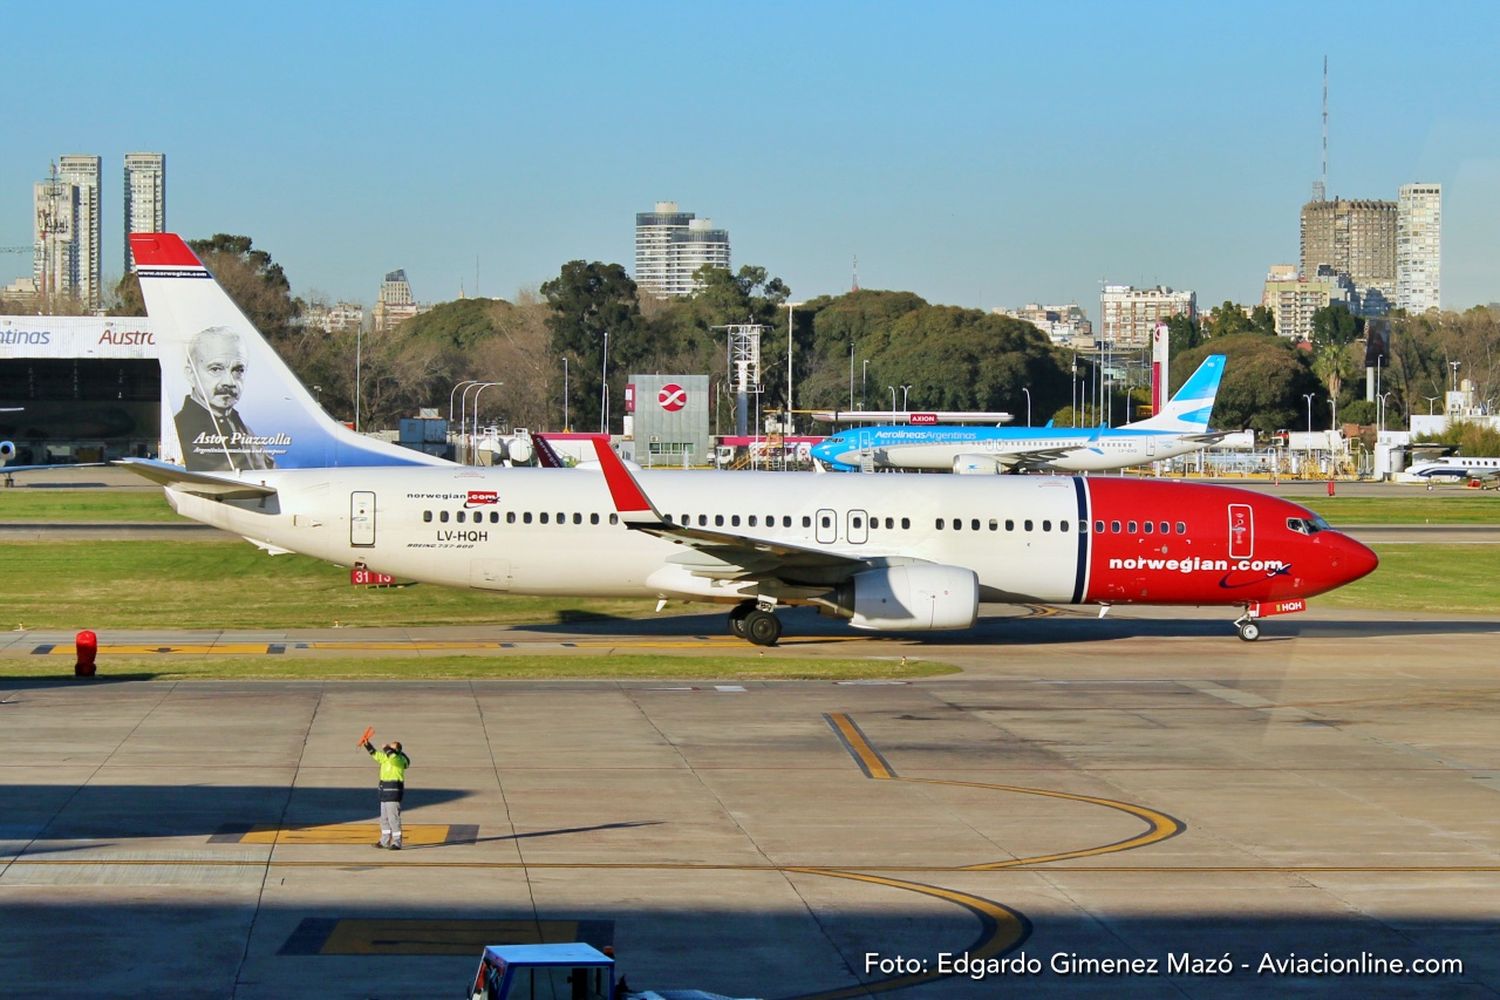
[0,441,15,465]
[827,564,979,630]
[952,454,1004,474]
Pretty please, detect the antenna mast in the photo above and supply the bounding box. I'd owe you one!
[851,255,859,292]
[1313,56,1328,202]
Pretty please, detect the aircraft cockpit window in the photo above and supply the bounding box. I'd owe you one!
[1310,514,1331,532]
[1286,517,1319,535]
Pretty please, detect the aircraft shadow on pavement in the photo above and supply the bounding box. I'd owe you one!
[0,899,1493,999]
[518,606,1498,646]
[0,784,471,842]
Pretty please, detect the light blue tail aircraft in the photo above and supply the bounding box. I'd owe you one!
[811,355,1228,474]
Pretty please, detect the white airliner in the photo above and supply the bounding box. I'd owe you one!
[811,356,1229,474]
[119,234,1377,645]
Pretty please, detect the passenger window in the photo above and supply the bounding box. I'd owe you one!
[440,511,450,523]
[1159,521,1168,534]
[1024,519,1033,532]
[731,515,741,527]
[573,513,582,525]
[1176,521,1186,534]
[936,518,945,530]
[422,511,432,523]
[784,516,793,528]
[1111,520,1121,533]
[748,515,758,527]
[820,515,832,528]
[715,515,725,527]
[1095,520,1105,533]
[1143,521,1153,534]
[1043,520,1052,532]
[1059,520,1068,532]
[901,517,910,530]
[591,513,600,525]
[802,516,812,528]
[1005,519,1014,531]
[506,511,516,524]
[490,511,499,523]
[460,510,470,523]
[852,516,863,529]
[557,513,564,523]
[609,513,619,525]
[989,519,999,531]
[698,515,708,526]
[540,512,549,524]
[1128,520,1138,533]
[523,512,533,524]
[886,517,895,529]
[971,519,980,531]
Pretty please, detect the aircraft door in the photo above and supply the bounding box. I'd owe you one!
[350,491,376,547]
[815,508,838,544]
[1227,503,1253,560]
[847,509,869,544]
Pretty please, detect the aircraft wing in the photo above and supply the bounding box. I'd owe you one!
[1184,430,1232,446]
[998,447,1074,472]
[114,458,278,500]
[588,439,875,587]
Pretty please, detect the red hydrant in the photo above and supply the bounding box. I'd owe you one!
[1326,479,1336,497]
[75,630,97,678]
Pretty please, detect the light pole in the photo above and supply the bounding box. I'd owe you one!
[1328,396,1338,433]
[460,382,501,464]
[562,357,569,431]
[1021,387,1032,427]
[1378,391,1393,433]
[449,380,479,425]
[888,385,896,412]
[785,301,803,435]
[900,384,912,411]
[1303,392,1314,433]
[450,379,480,460]
[861,360,869,410]
[1450,360,1461,391]
[473,381,503,461]
[1424,395,1439,415]
[354,324,362,431]
[600,329,610,435]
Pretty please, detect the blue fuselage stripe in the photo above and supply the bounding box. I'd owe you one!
[1071,477,1089,604]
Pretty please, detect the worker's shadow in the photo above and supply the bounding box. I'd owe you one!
[404,820,662,850]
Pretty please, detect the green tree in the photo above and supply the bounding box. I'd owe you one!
[540,261,643,433]
[1174,334,1319,436]
[1164,313,1201,357]
[1310,302,1363,348]
[1202,301,1275,339]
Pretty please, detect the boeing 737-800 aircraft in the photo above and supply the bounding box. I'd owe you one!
[120,234,1376,645]
[811,355,1228,474]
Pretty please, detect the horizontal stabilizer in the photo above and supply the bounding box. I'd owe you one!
[114,458,278,500]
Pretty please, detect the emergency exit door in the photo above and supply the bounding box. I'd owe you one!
[351,491,376,547]
[1227,503,1253,560]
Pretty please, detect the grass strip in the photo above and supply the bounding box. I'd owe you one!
[0,490,184,522]
[0,654,954,682]
[1314,544,1500,615]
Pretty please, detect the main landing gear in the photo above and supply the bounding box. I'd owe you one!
[728,600,782,647]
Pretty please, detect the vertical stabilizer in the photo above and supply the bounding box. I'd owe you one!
[1127,354,1225,433]
[131,233,451,471]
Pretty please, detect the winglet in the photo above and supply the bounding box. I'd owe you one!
[590,438,662,523]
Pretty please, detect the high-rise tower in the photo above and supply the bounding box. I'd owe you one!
[634,202,730,297]
[1396,183,1441,313]
[57,155,102,308]
[124,153,167,273]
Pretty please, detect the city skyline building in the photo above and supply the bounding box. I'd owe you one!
[634,201,731,297]
[1099,285,1196,349]
[994,302,1094,346]
[33,166,80,308]
[123,152,166,273]
[51,155,102,309]
[1299,197,1396,315]
[373,268,423,331]
[1261,263,1349,340]
[1396,182,1441,313]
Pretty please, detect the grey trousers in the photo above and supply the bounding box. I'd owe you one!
[379,800,403,845]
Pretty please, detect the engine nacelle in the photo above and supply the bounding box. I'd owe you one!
[0,440,15,465]
[831,564,978,631]
[952,453,1004,474]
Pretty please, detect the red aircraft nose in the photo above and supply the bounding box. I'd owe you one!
[1330,532,1379,586]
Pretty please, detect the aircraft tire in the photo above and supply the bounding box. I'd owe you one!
[744,609,781,647]
[1237,621,1261,642]
[728,601,755,638]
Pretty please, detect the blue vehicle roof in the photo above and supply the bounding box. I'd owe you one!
[483,943,614,966]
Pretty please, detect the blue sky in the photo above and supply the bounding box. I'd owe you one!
[4,1,1497,315]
